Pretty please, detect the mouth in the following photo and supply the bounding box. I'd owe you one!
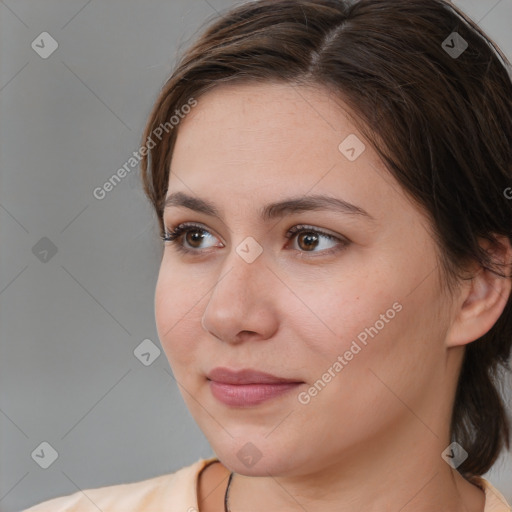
[206,367,304,407]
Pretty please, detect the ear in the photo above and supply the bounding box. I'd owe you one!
[445,235,512,348]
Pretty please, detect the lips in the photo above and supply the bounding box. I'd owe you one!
[207,367,303,407]
[207,367,301,385]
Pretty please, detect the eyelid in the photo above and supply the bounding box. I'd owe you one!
[286,224,346,241]
[165,221,219,239]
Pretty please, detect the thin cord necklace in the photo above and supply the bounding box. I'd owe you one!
[224,471,234,512]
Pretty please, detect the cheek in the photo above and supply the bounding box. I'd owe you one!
[304,272,447,418]
[292,267,399,358]
[297,258,443,387]
[154,263,204,369]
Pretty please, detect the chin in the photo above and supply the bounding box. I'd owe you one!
[208,434,302,477]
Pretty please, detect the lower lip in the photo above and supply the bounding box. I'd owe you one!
[209,381,302,407]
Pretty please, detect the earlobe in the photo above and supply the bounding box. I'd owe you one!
[445,235,512,349]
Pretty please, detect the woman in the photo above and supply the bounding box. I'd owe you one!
[24,0,512,510]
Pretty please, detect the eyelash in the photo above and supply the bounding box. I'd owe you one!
[160,222,349,257]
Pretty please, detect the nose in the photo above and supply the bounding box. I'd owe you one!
[200,247,279,344]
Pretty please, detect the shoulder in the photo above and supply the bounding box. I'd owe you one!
[22,457,219,512]
[468,476,512,512]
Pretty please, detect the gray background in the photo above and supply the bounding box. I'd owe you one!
[1,1,511,511]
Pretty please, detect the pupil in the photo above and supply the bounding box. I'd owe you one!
[188,230,204,246]
[300,233,318,251]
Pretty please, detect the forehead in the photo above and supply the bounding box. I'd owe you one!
[167,81,421,228]
[173,82,347,156]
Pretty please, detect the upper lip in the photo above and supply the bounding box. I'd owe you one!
[207,367,302,385]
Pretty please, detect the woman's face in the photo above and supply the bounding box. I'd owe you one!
[155,82,457,477]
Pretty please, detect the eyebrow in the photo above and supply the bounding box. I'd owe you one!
[162,191,375,222]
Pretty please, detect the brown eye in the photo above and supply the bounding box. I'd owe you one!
[185,229,207,248]
[285,225,348,256]
[161,223,220,254]
[297,232,320,251]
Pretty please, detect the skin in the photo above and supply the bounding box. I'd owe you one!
[154,82,511,512]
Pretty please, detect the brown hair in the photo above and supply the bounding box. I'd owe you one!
[140,0,512,477]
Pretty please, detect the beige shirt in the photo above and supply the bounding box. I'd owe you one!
[23,457,512,511]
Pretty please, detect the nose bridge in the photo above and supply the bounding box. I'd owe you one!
[201,238,277,341]
[212,240,266,309]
